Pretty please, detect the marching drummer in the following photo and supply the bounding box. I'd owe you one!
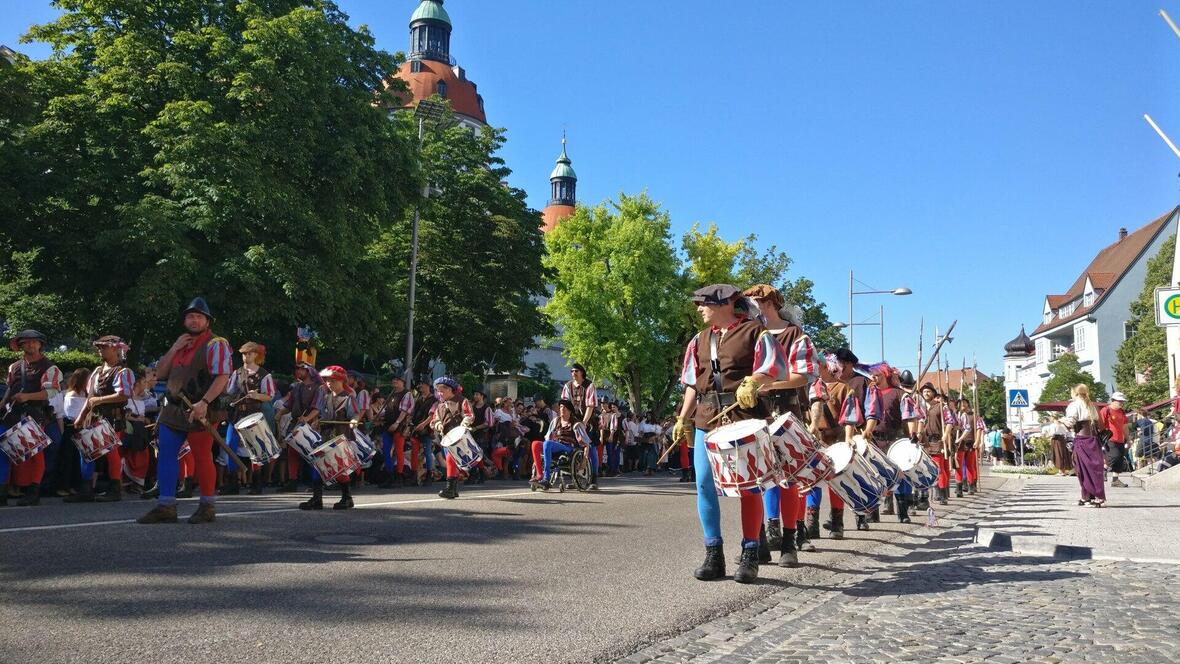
[873,365,912,523]
[898,370,928,509]
[68,335,135,503]
[671,284,787,584]
[743,285,819,568]
[225,342,276,495]
[430,376,474,500]
[299,365,358,511]
[380,376,415,488]
[276,362,321,493]
[0,329,64,507]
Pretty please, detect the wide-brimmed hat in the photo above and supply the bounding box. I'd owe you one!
[557,399,576,412]
[8,329,47,351]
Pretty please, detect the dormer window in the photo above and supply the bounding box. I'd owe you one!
[436,81,447,98]
[1083,292,1095,307]
[411,60,423,73]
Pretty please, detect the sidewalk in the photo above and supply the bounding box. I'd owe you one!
[975,472,1180,564]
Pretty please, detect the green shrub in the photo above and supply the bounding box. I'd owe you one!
[0,348,101,374]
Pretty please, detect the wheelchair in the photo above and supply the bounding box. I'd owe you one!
[531,446,592,492]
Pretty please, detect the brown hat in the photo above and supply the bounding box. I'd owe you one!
[238,341,266,356]
[691,284,740,306]
[743,284,785,310]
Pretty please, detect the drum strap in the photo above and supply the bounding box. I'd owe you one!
[708,330,723,394]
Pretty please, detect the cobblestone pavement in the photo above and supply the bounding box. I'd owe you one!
[620,483,1180,663]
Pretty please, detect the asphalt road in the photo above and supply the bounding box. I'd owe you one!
[0,475,808,664]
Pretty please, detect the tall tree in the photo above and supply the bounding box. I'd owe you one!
[1040,353,1109,404]
[1,0,418,362]
[975,374,1006,426]
[543,193,685,413]
[1113,235,1174,407]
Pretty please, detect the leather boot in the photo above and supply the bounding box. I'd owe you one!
[334,483,354,510]
[734,544,760,584]
[868,506,880,523]
[955,481,964,498]
[95,482,122,502]
[277,479,297,493]
[188,501,216,524]
[17,484,40,506]
[765,518,783,550]
[915,491,929,511]
[757,528,772,564]
[824,508,844,539]
[136,503,178,524]
[177,478,194,499]
[796,521,816,552]
[805,507,821,539]
[855,513,870,531]
[881,495,895,515]
[694,544,725,581]
[438,478,458,499]
[938,486,948,505]
[679,468,691,482]
[898,495,911,523]
[300,482,324,510]
[969,482,978,495]
[249,474,263,495]
[65,483,97,503]
[779,525,800,567]
[219,471,240,495]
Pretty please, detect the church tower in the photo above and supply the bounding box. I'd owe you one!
[541,136,577,233]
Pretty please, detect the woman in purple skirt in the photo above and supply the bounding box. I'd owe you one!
[1061,384,1105,507]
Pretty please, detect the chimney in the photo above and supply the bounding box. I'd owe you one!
[1119,227,1128,241]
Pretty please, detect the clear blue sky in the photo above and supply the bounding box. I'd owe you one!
[4,1,1179,375]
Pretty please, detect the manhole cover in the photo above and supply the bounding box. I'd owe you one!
[313,534,379,545]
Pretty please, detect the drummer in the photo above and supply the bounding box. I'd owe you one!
[430,376,474,500]
[672,284,787,584]
[299,365,358,511]
[898,370,928,509]
[224,342,276,495]
[0,329,63,507]
[275,362,321,493]
[919,383,954,506]
[534,399,589,491]
[68,336,135,503]
[744,285,819,568]
[830,348,881,532]
[872,365,912,523]
[380,376,415,488]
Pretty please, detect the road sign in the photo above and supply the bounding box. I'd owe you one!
[1008,389,1030,409]
[1155,287,1180,326]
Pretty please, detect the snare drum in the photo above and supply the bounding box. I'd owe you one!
[0,415,52,464]
[351,429,377,468]
[234,413,281,463]
[703,418,781,497]
[823,441,888,514]
[440,426,483,470]
[312,436,361,486]
[791,445,835,489]
[767,413,814,479]
[853,435,903,489]
[886,438,939,489]
[285,422,323,462]
[76,418,120,462]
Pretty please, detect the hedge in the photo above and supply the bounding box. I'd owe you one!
[0,348,102,374]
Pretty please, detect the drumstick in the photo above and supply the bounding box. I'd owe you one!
[656,438,682,466]
[178,394,246,470]
[707,402,741,426]
[317,420,357,426]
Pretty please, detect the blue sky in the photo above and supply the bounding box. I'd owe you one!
[4,1,1179,374]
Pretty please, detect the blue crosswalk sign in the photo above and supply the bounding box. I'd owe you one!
[1008,389,1030,409]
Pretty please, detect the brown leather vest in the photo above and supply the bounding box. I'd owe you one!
[89,364,128,423]
[159,336,224,432]
[922,402,945,455]
[4,357,54,427]
[692,319,770,430]
[231,366,269,420]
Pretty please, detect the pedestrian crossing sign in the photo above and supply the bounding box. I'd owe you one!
[1008,389,1029,409]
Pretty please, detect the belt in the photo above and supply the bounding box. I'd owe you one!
[700,391,736,411]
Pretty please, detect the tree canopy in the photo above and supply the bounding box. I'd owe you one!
[1040,353,1109,404]
[1113,234,1174,407]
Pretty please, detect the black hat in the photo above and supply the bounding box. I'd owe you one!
[919,382,938,394]
[183,297,213,320]
[572,363,586,374]
[8,329,47,351]
[557,399,576,413]
[835,348,859,365]
[691,284,741,306]
[899,370,916,388]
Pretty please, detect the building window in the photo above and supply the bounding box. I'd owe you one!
[1083,292,1095,307]
[410,60,423,73]
[1074,324,1086,352]
[1036,339,1046,364]
[436,81,447,98]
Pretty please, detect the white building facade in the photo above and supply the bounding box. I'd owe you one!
[1003,207,1179,429]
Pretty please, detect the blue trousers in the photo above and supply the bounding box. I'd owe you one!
[222,425,246,471]
[763,485,781,520]
[806,485,823,509]
[381,432,397,472]
[693,430,724,546]
[541,440,599,481]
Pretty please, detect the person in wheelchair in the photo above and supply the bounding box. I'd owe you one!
[533,399,593,491]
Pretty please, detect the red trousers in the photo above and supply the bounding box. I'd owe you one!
[956,449,979,484]
[124,448,150,485]
[828,485,844,510]
[679,443,690,469]
[445,453,459,479]
[530,440,544,480]
[779,483,803,525]
[103,446,123,483]
[491,447,511,473]
[13,450,45,486]
[933,453,951,489]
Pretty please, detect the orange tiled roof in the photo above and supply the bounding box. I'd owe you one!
[1031,208,1177,336]
[388,59,486,124]
[917,368,992,394]
[541,204,575,233]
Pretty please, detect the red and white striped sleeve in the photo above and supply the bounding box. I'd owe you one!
[399,392,414,415]
[258,374,276,398]
[788,335,819,384]
[680,334,700,388]
[42,365,64,393]
[462,398,474,419]
[585,382,599,410]
[206,338,233,375]
[113,368,135,397]
[751,332,787,379]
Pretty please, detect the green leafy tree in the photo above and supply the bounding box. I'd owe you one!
[975,373,1006,426]
[543,193,685,414]
[1040,353,1109,404]
[1,0,419,363]
[1113,235,1174,407]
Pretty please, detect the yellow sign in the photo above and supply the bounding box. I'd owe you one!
[1167,294,1180,319]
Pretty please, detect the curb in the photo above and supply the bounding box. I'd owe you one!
[974,525,1180,564]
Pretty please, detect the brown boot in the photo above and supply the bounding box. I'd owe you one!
[187,501,216,524]
[95,482,123,502]
[137,504,179,524]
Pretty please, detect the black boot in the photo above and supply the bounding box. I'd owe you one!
[65,483,97,503]
[177,478,194,499]
[938,486,948,505]
[679,468,691,482]
[141,483,159,500]
[856,513,870,531]
[955,481,964,498]
[219,472,239,496]
[757,528,772,564]
[881,494,895,515]
[334,482,354,510]
[868,506,880,523]
[299,482,324,510]
[277,479,297,493]
[17,484,40,506]
[734,544,760,584]
[249,474,263,495]
[779,525,799,567]
[824,508,844,539]
[969,482,978,495]
[796,521,816,552]
[95,482,122,502]
[438,478,458,499]
[694,544,725,581]
[915,491,929,511]
[898,495,911,523]
[765,518,783,549]
[805,507,821,540]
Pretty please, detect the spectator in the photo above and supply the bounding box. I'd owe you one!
[1000,427,1016,465]
[1135,408,1158,468]
[1044,415,1072,476]
[986,426,1002,464]
[1100,392,1130,488]
[1158,439,1180,473]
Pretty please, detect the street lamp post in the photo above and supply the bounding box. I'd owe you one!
[848,269,911,354]
[404,101,445,384]
[833,304,887,362]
